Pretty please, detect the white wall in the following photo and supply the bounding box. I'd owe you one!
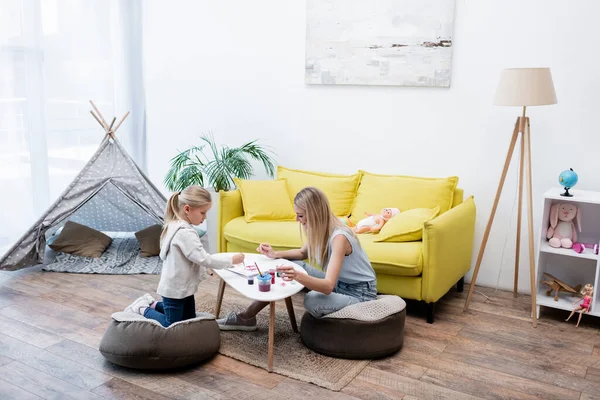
[142,0,600,293]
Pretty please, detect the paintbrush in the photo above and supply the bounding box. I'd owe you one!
[254,261,264,277]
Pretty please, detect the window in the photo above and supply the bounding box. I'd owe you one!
[0,0,145,255]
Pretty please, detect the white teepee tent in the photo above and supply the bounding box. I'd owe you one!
[0,101,167,271]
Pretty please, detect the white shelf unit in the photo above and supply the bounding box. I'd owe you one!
[535,188,600,319]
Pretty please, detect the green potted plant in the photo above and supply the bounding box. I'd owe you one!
[164,133,277,192]
[163,133,277,253]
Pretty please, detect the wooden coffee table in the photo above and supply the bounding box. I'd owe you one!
[213,253,307,372]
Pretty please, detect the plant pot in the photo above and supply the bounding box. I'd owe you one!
[205,188,220,254]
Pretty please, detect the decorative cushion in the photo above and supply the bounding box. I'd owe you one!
[277,166,361,216]
[48,221,112,258]
[135,224,163,257]
[350,171,458,223]
[234,178,296,222]
[375,206,440,243]
[99,312,220,370]
[194,220,208,237]
[300,295,406,359]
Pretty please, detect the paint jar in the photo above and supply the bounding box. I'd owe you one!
[257,274,272,292]
[247,275,254,285]
[268,269,276,284]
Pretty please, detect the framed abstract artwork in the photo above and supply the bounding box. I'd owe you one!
[305,0,456,87]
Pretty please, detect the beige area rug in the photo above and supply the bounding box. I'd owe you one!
[195,290,371,391]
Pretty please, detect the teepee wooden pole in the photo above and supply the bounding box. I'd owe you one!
[90,110,106,131]
[108,117,116,131]
[113,111,130,133]
[89,100,109,130]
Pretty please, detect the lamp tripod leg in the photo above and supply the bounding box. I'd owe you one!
[514,131,525,297]
[524,118,538,327]
[464,119,520,311]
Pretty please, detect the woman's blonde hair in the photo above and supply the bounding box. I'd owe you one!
[294,186,356,268]
[162,185,212,239]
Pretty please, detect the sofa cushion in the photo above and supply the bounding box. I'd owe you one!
[234,178,296,222]
[358,234,422,276]
[375,206,440,243]
[223,217,422,277]
[277,166,360,217]
[350,171,458,223]
[224,217,303,248]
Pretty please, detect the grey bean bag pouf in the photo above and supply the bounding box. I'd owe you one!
[99,311,220,370]
[300,295,406,359]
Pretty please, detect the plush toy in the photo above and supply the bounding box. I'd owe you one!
[547,203,581,249]
[344,208,400,234]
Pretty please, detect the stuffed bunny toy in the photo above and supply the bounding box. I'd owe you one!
[547,203,581,248]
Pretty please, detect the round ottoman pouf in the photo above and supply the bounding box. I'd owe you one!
[300,295,406,359]
[99,311,220,370]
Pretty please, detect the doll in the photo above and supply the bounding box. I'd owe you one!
[565,283,593,327]
[547,203,581,249]
[344,208,400,234]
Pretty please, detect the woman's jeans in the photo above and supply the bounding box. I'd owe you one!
[295,261,377,318]
[143,295,196,327]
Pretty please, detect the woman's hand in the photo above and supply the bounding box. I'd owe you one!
[257,243,277,258]
[231,253,245,265]
[276,264,297,281]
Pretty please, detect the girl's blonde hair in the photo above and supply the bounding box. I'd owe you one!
[162,185,212,239]
[294,186,357,268]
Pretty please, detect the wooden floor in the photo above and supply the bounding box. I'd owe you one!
[0,268,599,400]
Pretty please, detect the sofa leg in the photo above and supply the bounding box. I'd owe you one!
[426,302,435,324]
[457,277,465,293]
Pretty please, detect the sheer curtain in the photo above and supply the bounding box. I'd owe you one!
[0,0,146,255]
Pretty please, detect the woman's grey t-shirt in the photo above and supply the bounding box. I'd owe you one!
[327,228,376,284]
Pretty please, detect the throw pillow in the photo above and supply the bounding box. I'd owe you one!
[375,206,440,242]
[234,178,296,222]
[351,171,458,223]
[48,221,112,258]
[277,166,360,216]
[135,224,163,257]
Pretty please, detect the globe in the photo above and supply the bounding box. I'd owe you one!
[559,168,578,197]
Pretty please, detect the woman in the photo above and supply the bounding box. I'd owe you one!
[217,186,377,331]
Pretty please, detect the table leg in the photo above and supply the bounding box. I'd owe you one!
[268,301,275,372]
[215,278,226,318]
[285,297,298,333]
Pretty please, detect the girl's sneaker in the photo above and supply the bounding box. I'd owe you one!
[124,295,151,315]
[143,293,156,305]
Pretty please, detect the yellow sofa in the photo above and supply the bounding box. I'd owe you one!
[216,167,476,323]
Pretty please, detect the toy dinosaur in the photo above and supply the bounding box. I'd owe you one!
[541,272,582,301]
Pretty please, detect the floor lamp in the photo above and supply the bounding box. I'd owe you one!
[463,68,557,328]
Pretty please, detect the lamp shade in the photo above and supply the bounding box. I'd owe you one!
[493,68,557,107]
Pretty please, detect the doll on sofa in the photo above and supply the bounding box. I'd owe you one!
[343,208,400,234]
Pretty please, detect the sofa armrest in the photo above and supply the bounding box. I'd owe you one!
[421,196,476,303]
[217,189,244,252]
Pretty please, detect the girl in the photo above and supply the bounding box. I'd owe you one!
[217,186,377,331]
[124,185,244,327]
